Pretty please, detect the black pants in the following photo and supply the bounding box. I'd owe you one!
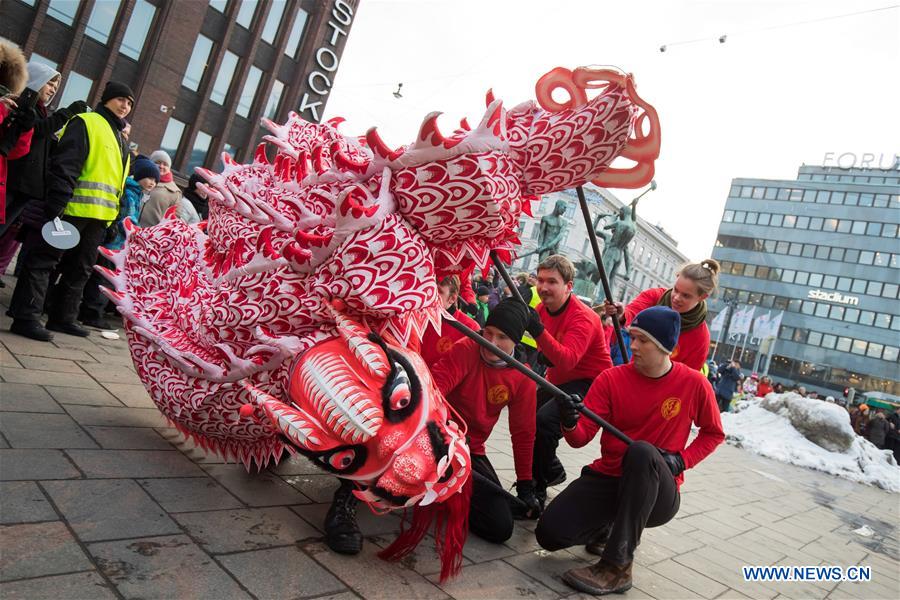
[715,393,731,413]
[469,454,514,543]
[533,378,594,493]
[9,216,107,324]
[79,255,114,322]
[535,441,680,565]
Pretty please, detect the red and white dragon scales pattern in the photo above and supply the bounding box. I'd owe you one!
[99,66,659,516]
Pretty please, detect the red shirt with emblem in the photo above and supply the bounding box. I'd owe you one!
[430,338,537,480]
[421,310,480,368]
[563,361,724,488]
[536,295,613,385]
[623,288,710,371]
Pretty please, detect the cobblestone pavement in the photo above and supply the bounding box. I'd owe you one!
[1,275,898,599]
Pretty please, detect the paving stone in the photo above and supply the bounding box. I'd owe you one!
[270,453,327,475]
[173,506,320,553]
[0,449,81,480]
[139,477,243,512]
[0,343,22,368]
[78,363,142,385]
[101,382,154,407]
[202,463,311,506]
[0,333,94,361]
[0,367,99,389]
[306,540,449,599]
[45,385,123,406]
[0,521,93,581]
[88,534,249,599]
[428,559,557,599]
[0,412,98,449]
[0,570,117,599]
[647,558,728,598]
[632,568,704,599]
[14,355,86,374]
[87,350,135,366]
[218,545,346,598]
[0,382,63,413]
[0,481,57,523]
[43,479,180,542]
[0,436,7,448]
[66,449,204,478]
[84,426,173,449]
[460,529,519,563]
[503,549,589,594]
[292,502,402,536]
[64,404,168,427]
[369,533,474,576]
[282,473,341,502]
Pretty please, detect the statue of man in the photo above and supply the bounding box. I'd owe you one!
[594,202,638,284]
[531,199,568,261]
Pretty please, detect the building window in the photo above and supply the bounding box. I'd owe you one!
[809,217,823,230]
[836,337,852,352]
[770,214,783,227]
[836,276,851,291]
[829,191,845,205]
[757,213,770,226]
[844,192,859,206]
[823,218,837,232]
[850,279,866,294]
[851,221,866,235]
[745,212,758,225]
[764,187,778,200]
[859,251,874,265]
[866,281,883,296]
[265,79,285,119]
[262,0,287,44]
[808,331,823,346]
[188,130,213,172]
[120,0,156,60]
[884,346,899,362]
[285,9,310,58]
[851,339,867,356]
[882,223,898,238]
[858,311,875,327]
[783,215,796,228]
[883,283,899,299]
[752,187,765,199]
[796,216,809,229]
[57,71,93,108]
[874,252,890,267]
[866,222,882,236]
[844,248,859,263]
[803,189,816,203]
[159,118,186,158]
[740,186,752,198]
[209,0,229,12]
[794,271,809,286]
[815,246,829,260]
[859,193,874,207]
[722,210,734,222]
[210,50,239,104]
[236,66,263,117]
[729,185,741,197]
[829,305,844,320]
[844,308,860,323]
[874,194,890,208]
[47,0,81,25]
[183,35,215,91]
[85,1,120,44]
[821,334,836,350]
[29,53,58,70]
[236,0,258,28]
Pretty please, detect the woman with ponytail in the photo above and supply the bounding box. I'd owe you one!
[604,259,720,370]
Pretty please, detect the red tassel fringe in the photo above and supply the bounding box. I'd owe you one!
[378,474,472,582]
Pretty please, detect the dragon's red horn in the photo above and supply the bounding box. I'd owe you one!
[366,127,403,161]
[327,301,390,379]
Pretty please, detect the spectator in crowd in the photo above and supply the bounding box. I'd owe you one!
[742,373,758,397]
[419,274,479,368]
[0,38,33,233]
[470,284,490,328]
[795,386,807,397]
[714,360,742,412]
[8,81,133,341]
[851,404,869,436]
[887,407,900,461]
[2,62,89,279]
[757,375,773,397]
[773,382,785,394]
[79,157,158,329]
[183,172,209,220]
[866,410,890,449]
[139,150,199,226]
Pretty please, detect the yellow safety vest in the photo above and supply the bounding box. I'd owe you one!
[62,112,129,223]
[521,285,541,348]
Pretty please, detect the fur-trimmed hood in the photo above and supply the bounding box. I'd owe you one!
[0,37,28,96]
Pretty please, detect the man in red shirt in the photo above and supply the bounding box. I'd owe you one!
[535,306,724,595]
[420,275,480,368]
[431,299,540,542]
[524,255,612,505]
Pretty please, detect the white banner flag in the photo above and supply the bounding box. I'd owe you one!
[730,305,755,335]
[709,309,727,333]
[751,311,771,339]
[764,310,784,339]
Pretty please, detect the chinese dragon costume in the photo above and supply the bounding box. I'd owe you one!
[99,66,659,579]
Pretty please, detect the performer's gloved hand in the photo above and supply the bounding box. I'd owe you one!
[603,301,625,323]
[558,394,582,430]
[66,100,90,114]
[525,307,544,337]
[658,449,685,477]
[514,479,542,519]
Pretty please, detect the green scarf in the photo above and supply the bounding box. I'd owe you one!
[657,288,707,331]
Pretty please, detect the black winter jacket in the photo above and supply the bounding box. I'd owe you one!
[45,105,129,219]
[7,103,76,200]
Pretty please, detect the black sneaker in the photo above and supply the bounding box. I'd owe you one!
[546,456,567,487]
[46,320,90,337]
[10,319,54,342]
[324,481,363,555]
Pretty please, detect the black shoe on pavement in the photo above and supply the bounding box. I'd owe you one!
[10,319,54,342]
[546,456,567,487]
[46,320,90,337]
[81,317,114,330]
[324,482,363,555]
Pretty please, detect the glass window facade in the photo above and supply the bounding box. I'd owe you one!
[261,0,287,44]
[209,0,229,12]
[120,0,156,60]
[183,35,214,91]
[236,66,263,117]
[210,50,239,104]
[159,118,186,158]
[236,0,258,28]
[85,1,120,44]
[187,130,213,172]
[47,0,81,25]
[284,9,309,58]
[265,79,285,118]
[57,71,93,108]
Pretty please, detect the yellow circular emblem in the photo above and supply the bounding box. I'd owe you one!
[437,337,454,353]
[661,397,681,420]
[487,384,510,405]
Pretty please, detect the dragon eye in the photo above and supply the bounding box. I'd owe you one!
[388,364,411,411]
[327,449,356,470]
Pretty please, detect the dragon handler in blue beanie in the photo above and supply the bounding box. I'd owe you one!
[535,306,725,595]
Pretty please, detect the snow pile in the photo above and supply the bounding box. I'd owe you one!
[722,393,900,493]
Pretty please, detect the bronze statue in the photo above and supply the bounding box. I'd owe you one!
[524,198,569,261]
[595,203,638,284]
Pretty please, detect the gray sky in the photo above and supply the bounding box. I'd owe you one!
[326,0,899,261]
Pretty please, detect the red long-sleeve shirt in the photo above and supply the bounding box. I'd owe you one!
[624,288,710,371]
[563,361,724,488]
[431,338,536,480]
[536,295,612,385]
[421,310,479,368]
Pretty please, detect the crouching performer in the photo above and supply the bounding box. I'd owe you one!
[535,306,724,595]
[431,298,540,542]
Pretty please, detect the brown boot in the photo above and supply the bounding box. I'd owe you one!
[563,559,633,595]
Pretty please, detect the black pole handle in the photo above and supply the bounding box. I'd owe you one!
[490,250,527,306]
[446,318,633,445]
[575,186,630,362]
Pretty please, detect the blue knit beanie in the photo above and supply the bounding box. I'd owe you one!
[629,306,681,354]
[132,158,160,183]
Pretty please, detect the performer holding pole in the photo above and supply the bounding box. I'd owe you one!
[536,306,724,596]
